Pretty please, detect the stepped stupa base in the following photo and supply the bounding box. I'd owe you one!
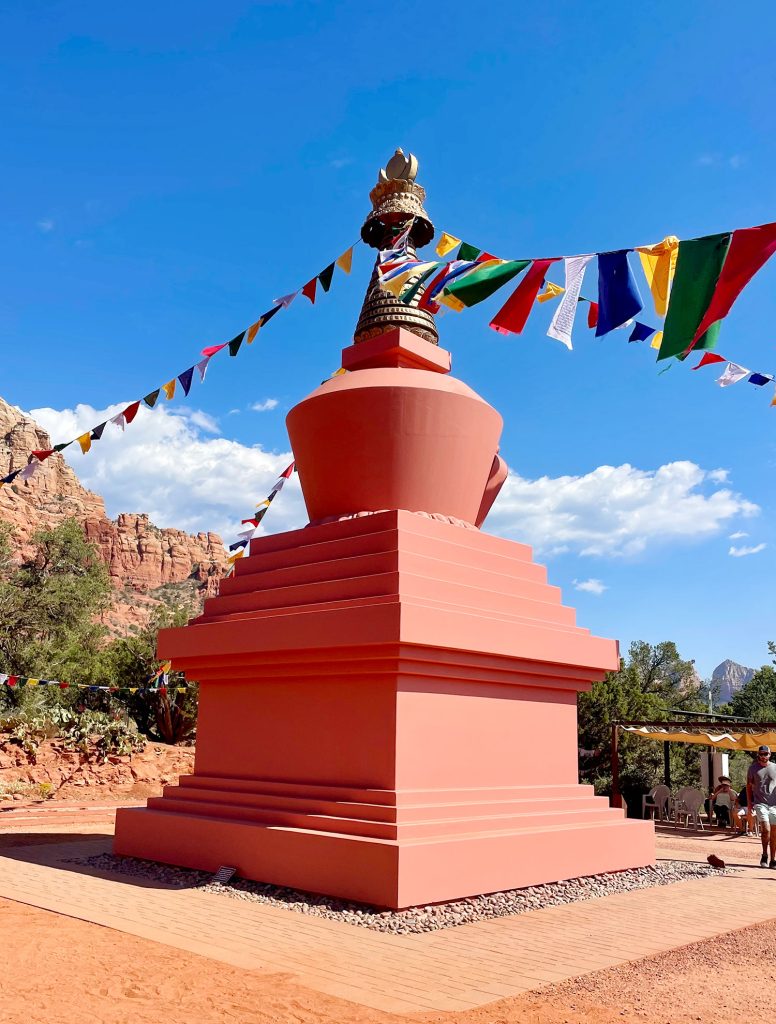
[116,793,652,909]
[114,511,654,909]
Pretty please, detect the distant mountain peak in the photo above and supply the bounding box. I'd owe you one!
[712,659,755,704]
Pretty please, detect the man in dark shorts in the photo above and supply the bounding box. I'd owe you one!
[747,744,776,868]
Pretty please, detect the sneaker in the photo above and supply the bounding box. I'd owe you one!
[770,860,776,869]
[761,853,769,867]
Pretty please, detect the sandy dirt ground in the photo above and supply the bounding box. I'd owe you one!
[1,873,774,1024]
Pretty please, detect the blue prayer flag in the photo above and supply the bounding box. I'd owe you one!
[596,251,644,337]
[748,373,773,386]
[629,322,657,344]
[177,367,195,396]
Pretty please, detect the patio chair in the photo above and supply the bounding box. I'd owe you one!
[642,784,671,821]
[674,787,705,830]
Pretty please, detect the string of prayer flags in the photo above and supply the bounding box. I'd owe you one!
[656,233,731,360]
[4,237,359,485]
[0,671,195,693]
[226,462,296,570]
[636,236,679,317]
[490,258,559,336]
[595,251,643,337]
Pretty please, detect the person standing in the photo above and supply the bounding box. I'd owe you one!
[747,745,776,868]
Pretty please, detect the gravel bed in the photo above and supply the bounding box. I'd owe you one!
[71,854,722,934]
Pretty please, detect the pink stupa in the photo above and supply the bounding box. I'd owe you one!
[114,150,654,908]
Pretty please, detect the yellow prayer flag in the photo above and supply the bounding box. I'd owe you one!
[336,247,353,274]
[77,432,92,454]
[537,281,565,303]
[26,678,39,686]
[650,331,664,350]
[436,293,465,313]
[636,236,679,317]
[771,389,776,408]
[246,319,262,344]
[436,232,461,257]
[332,367,347,376]
[176,686,187,693]
[162,380,176,400]
[129,687,138,694]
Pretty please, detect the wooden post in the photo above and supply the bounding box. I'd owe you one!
[663,741,671,789]
[611,723,622,809]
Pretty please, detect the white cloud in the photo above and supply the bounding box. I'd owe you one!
[36,219,55,233]
[329,157,352,169]
[28,402,307,545]
[707,469,729,483]
[186,410,220,433]
[729,531,749,540]
[573,578,607,596]
[696,153,746,170]
[487,461,759,558]
[250,399,279,412]
[728,543,766,558]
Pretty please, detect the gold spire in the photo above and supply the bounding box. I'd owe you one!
[353,149,439,346]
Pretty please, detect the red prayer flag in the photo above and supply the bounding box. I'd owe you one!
[7,676,17,687]
[123,401,141,424]
[691,221,776,347]
[200,343,228,358]
[587,301,599,328]
[302,278,317,304]
[31,449,54,462]
[279,462,295,479]
[59,682,69,689]
[489,258,559,336]
[692,352,727,370]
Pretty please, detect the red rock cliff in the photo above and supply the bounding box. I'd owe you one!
[0,397,228,629]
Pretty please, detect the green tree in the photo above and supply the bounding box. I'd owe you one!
[0,519,113,709]
[730,644,776,721]
[578,640,705,810]
[110,599,199,743]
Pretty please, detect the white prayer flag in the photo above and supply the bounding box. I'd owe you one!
[547,255,594,350]
[717,362,750,387]
[196,357,211,383]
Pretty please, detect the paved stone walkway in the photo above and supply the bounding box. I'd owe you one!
[1,831,775,1013]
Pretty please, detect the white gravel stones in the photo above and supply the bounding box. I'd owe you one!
[74,855,719,935]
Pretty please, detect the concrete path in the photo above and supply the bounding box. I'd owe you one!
[1,831,775,1013]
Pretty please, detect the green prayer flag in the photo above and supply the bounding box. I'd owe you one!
[399,262,443,305]
[143,390,160,408]
[318,263,335,292]
[53,442,71,452]
[457,242,481,262]
[657,232,731,361]
[443,260,530,308]
[228,331,246,357]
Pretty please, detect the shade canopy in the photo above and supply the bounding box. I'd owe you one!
[622,725,776,752]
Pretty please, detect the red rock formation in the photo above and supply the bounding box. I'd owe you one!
[0,397,228,630]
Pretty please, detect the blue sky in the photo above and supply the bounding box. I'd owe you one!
[2,2,775,678]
